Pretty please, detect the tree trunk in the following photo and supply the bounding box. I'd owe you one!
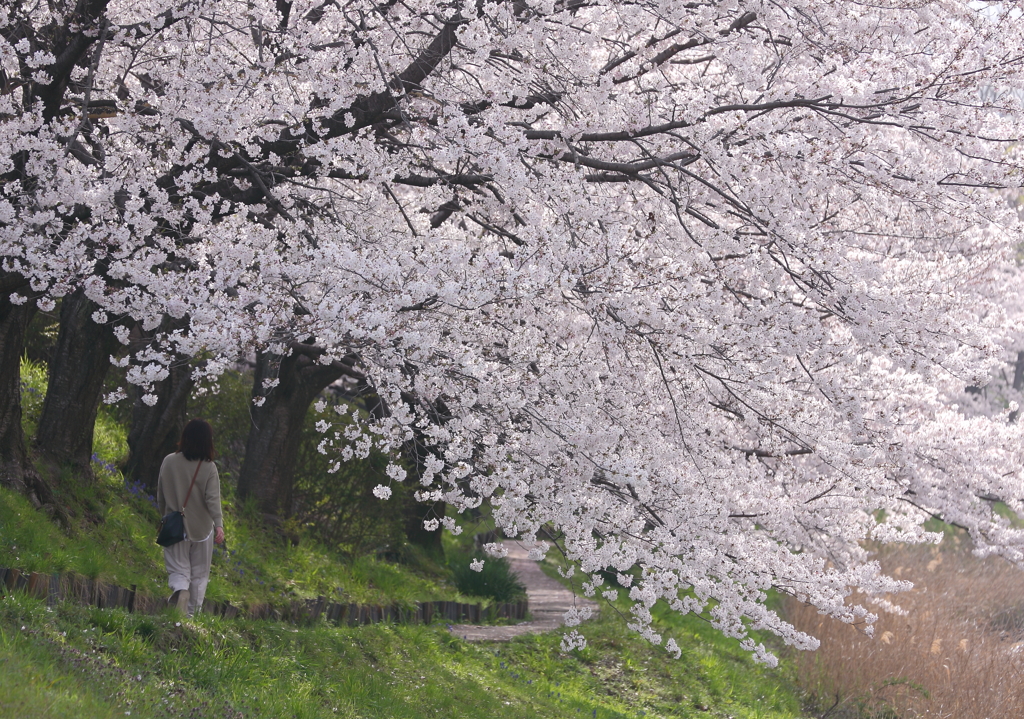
[125,359,193,492]
[0,279,35,495]
[236,346,348,516]
[1010,351,1024,424]
[34,289,121,478]
[0,274,54,508]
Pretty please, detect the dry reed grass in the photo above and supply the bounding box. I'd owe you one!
[786,540,1024,718]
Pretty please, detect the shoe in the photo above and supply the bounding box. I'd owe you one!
[168,589,190,613]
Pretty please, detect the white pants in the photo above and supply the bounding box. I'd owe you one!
[163,532,213,617]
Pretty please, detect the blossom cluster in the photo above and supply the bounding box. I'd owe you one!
[3,0,1024,660]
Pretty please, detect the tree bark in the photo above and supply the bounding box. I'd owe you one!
[0,274,54,508]
[124,359,193,492]
[34,289,121,478]
[1010,351,1024,424]
[236,346,348,516]
[0,277,35,496]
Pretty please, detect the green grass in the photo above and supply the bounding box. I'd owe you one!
[4,359,469,608]
[0,628,126,719]
[0,588,806,719]
[0,481,468,608]
[537,558,805,715]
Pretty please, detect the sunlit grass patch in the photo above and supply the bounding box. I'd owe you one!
[0,636,124,719]
[1,589,804,719]
[533,550,805,718]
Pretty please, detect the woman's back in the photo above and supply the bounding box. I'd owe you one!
[157,453,222,542]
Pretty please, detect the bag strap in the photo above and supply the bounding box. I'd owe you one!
[182,459,202,513]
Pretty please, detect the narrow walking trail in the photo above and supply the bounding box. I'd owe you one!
[449,541,599,641]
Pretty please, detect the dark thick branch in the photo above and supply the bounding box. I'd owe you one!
[543,149,699,175]
[289,342,364,380]
[519,97,832,146]
[393,173,493,187]
[117,3,190,39]
[152,10,468,202]
[395,15,465,93]
[399,296,440,312]
[734,446,814,458]
[310,12,466,142]
[604,10,757,84]
[174,118,294,220]
[704,96,834,118]
[523,118,694,142]
[612,37,711,84]
[37,0,111,121]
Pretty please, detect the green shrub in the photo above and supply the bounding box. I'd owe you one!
[290,395,408,555]
[190,369,406,556]
[448,552,525,603]
[19,357,47,439]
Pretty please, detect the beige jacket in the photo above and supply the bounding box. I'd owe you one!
[156,452,223,541]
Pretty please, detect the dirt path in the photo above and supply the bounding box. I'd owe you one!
[448,541,599,641]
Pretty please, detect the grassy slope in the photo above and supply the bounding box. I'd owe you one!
[2,477,809,719]
[2,359,809,718]
[0,484,457,607]
[5,359,459,607]
[0,589,805,719]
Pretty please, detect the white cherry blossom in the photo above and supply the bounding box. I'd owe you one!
[2,0,1024,662]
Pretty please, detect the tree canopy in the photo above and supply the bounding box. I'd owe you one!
[3,0,1024,661]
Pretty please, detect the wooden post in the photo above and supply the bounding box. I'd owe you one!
[46,573,60,606]
[134,593,156,615]
[56,573,70,602]
[82,578,91,606]
[27,571,46,600]
[312,596,325,622]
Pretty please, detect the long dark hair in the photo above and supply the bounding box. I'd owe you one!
[178,419,215,461]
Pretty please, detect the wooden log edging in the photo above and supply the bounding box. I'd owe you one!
[0,566,528,628]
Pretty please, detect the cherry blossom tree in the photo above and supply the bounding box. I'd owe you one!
[236,344,354,515]
[3,0,1024,661]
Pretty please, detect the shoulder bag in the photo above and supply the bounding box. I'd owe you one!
[156,460,202,547]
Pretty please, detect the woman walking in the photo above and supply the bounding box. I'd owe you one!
[157,419,225,617]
